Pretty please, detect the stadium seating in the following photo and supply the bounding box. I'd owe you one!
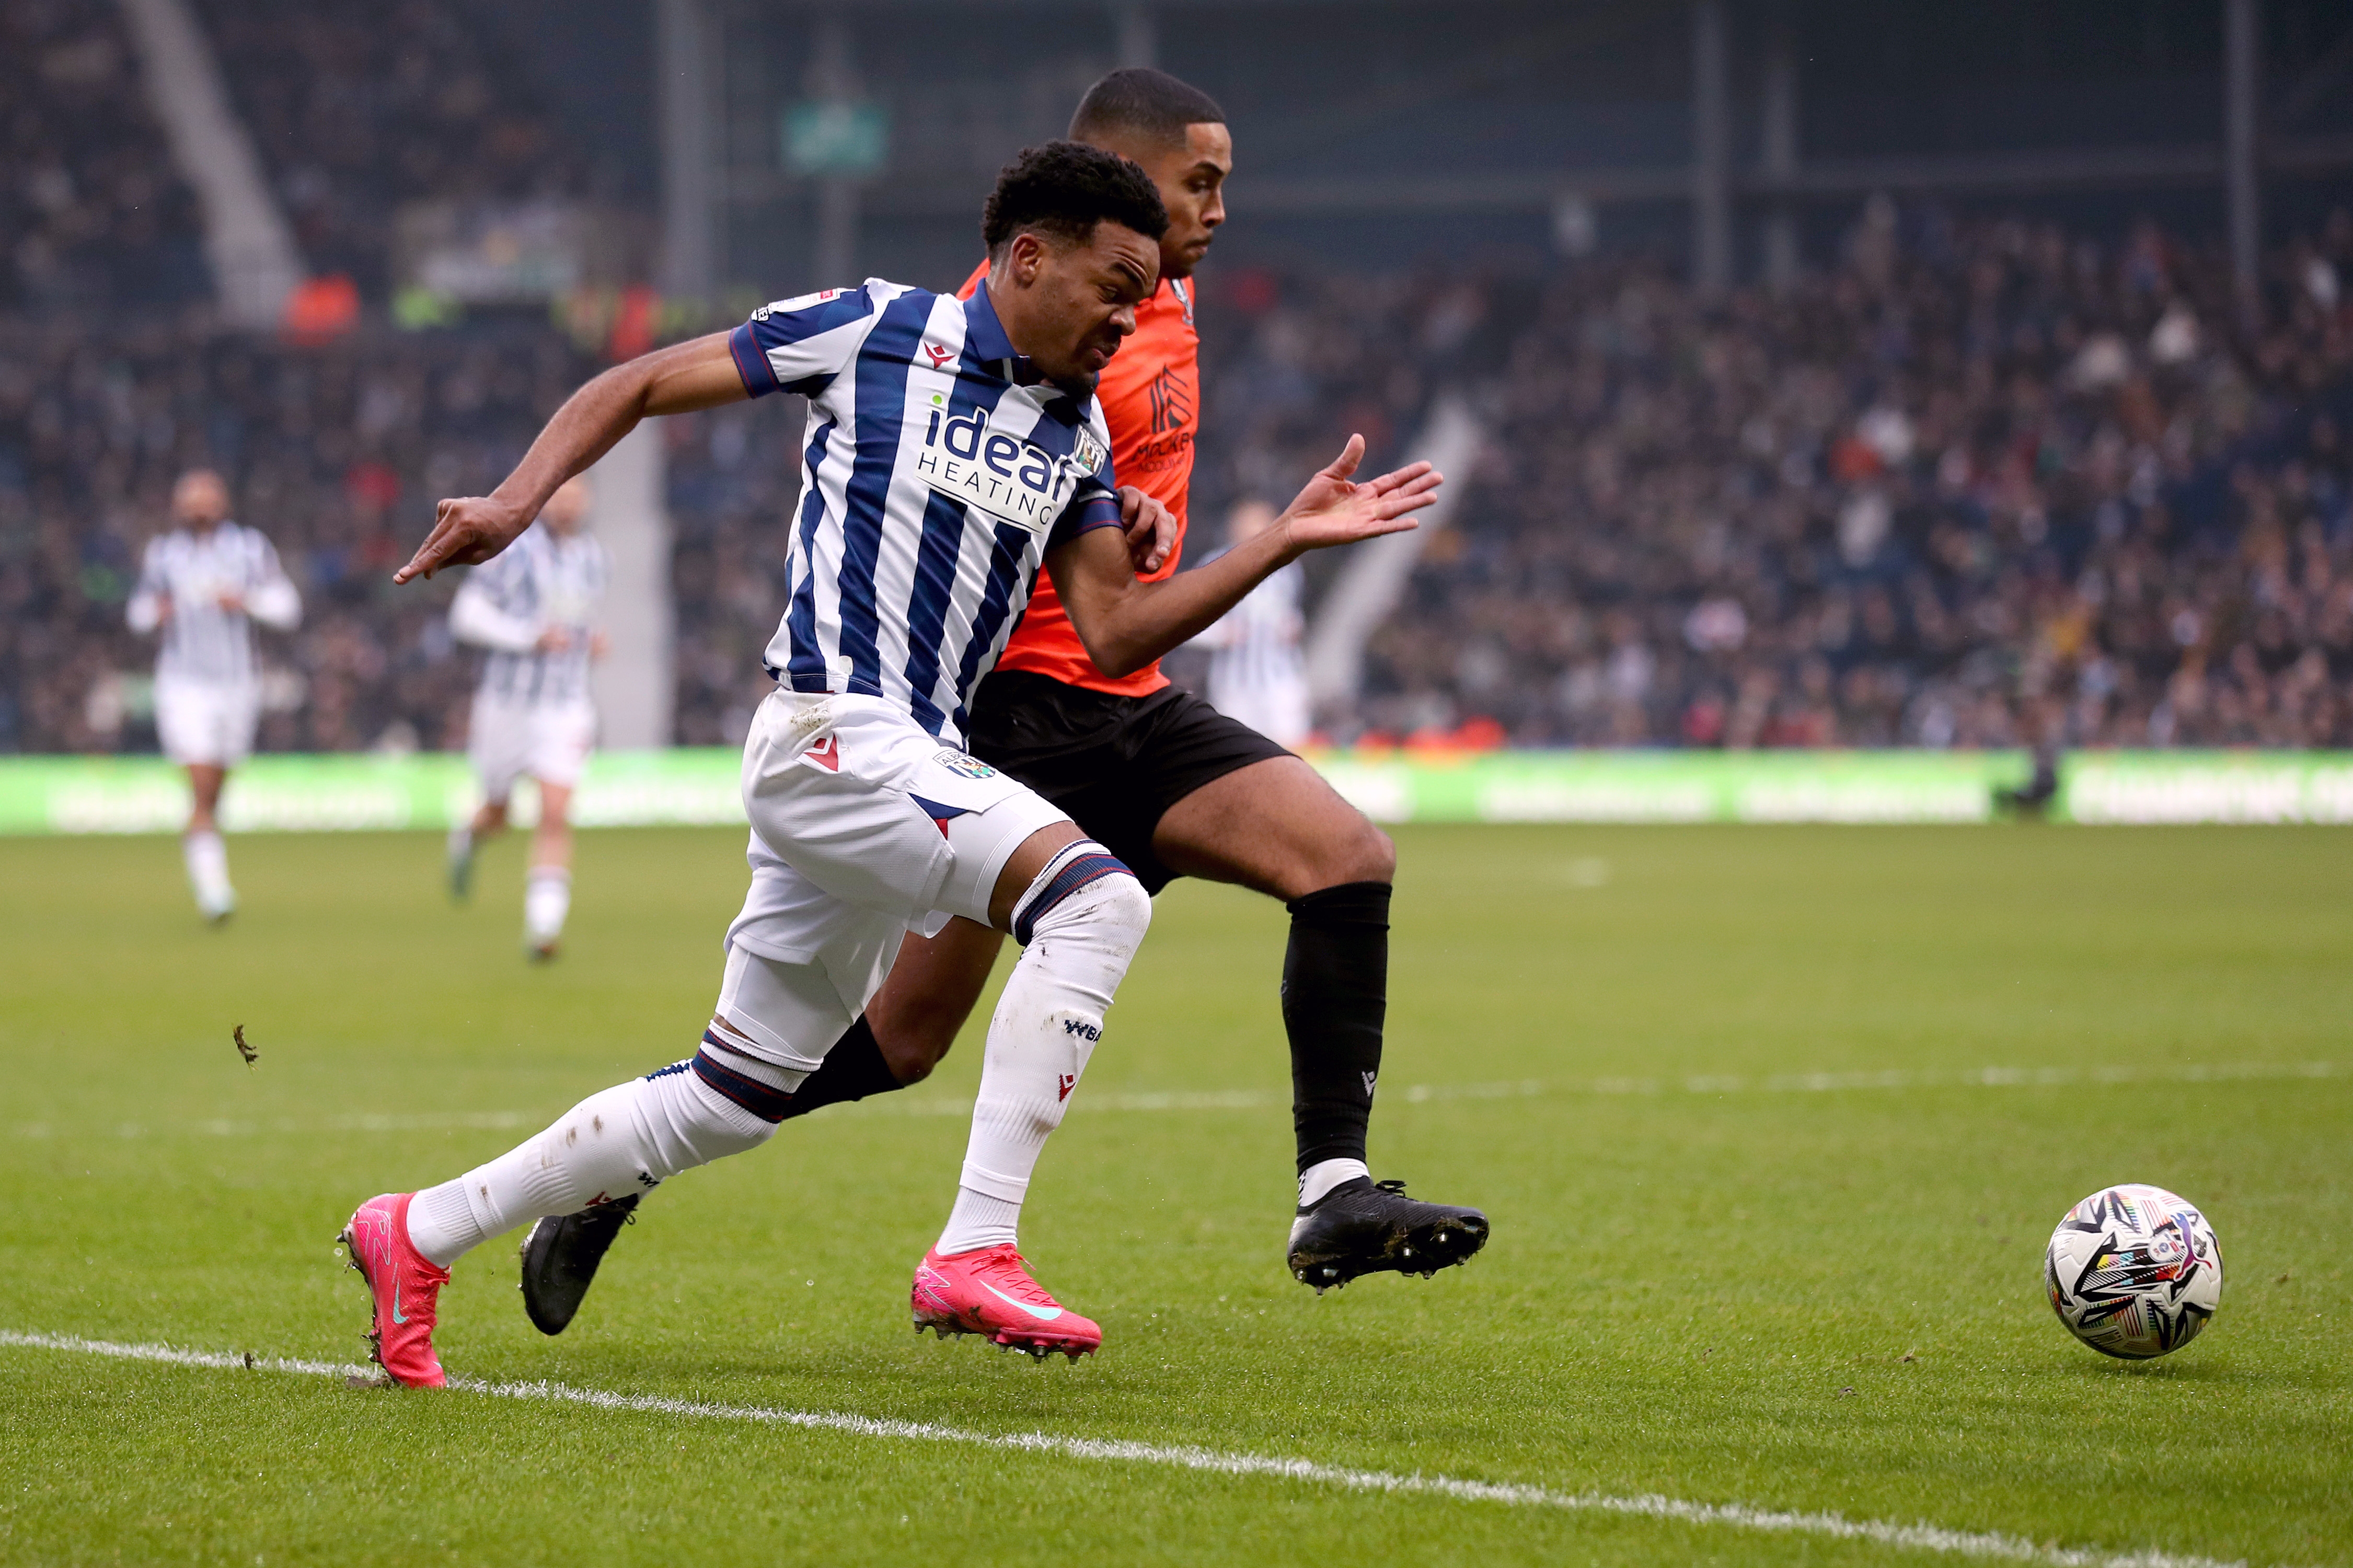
[2,184,2348,754]
[1202,212,2353,748]
[190,0,586,300]
[0,0,209,314]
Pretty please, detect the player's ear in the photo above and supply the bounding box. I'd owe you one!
[1008,231,1046,287]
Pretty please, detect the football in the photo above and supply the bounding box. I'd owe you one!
[2045,1184,2223,1360]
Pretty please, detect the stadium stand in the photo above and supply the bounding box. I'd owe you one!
[664,400,809,748]
[189,0,588,299]
[1,0,209,313]
[1202,212,2353,749]
[3,188,2348,757]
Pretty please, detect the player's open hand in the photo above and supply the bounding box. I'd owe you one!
[395,495,533,584]
[1117,485,1176,575]
[1275,435,1442,556]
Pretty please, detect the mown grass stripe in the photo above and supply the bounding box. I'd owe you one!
[0,1329,2252,1568]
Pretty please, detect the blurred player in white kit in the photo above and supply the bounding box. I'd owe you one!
[443,475,607,959]
[125,469,302,923]
[1191,497,1310,747]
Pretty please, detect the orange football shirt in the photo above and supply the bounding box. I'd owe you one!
[958,261,1198,695]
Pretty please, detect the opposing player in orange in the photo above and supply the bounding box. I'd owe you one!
[519,69,1487,1333]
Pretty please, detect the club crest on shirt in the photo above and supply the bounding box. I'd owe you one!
[1070,428,1106,474]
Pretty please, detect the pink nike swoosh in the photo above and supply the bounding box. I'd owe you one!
[981,1282,1064,1321]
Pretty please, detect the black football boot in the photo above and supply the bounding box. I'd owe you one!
[1286,1177,1489,1293]
[518,1194,640,1335]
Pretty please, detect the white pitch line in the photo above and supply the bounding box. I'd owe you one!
[8,1061,2336,1142]
[0,1329,2253,1568]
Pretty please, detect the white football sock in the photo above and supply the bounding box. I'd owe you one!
[935,845,1149,1256]
[524,867,571,944]
[404,1058,785,1268]
[447,824,473,861]
[183,829,232,915]
[1299,1157,1371,1209]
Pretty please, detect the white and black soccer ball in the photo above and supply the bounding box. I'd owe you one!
[2045,1183,2222,1360]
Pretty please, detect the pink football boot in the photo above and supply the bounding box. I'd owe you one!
[339,1193,451,1387]
[910,1245,1102,1361]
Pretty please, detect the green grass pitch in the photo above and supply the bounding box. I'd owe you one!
[2,822,2346,1566]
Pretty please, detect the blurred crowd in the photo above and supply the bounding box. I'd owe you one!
[5,196,2351,756]
[2,0,208,315]
[193,0,587,300]
[1199,206,2353,749]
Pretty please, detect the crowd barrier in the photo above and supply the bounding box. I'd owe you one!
[5,749,2353,833]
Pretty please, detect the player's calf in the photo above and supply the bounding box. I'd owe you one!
[920,840,1147,1354]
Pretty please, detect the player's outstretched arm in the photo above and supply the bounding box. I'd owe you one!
[394,332,749,584]
[1049,434,1439,678]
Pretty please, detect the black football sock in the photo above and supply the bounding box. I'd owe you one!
[772,1016,908,1121]
[1281,880,1391,1177]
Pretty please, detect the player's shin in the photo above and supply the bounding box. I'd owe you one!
[524,866,571,955]
[1283,880,1391,1206]
[183,828,234,921]
[405,1050,791,1268]
[935,845,1149,1255]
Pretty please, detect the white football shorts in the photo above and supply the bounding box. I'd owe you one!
[155,676,260,767]
[469,692,597,800]
[721,687,1068,1036]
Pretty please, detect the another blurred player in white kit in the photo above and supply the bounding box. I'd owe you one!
[1191,497,1310,747]
[443,475,607,960]
[125,469,302,923]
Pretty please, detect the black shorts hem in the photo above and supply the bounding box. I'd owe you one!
[966,669,1293,893]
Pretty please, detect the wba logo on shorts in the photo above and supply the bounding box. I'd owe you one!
[932,749,995,779]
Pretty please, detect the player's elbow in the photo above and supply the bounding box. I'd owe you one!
[1067,616,1144,679]
[1095,637,1154,679]
[1092,644,1146,680]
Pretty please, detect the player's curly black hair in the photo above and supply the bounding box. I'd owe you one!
[982,140,1168,259]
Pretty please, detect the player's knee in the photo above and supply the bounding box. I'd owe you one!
[872,1011,953,1084]
[1065,866,1151,965]
[1012,842,1150,967]
[1308,814,1393,890]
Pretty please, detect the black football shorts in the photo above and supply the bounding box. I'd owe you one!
[965,669,1294,894]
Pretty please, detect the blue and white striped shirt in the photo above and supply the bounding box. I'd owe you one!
[126,521,301,686]
[730,278,1123,747]
[449,522,607,706]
